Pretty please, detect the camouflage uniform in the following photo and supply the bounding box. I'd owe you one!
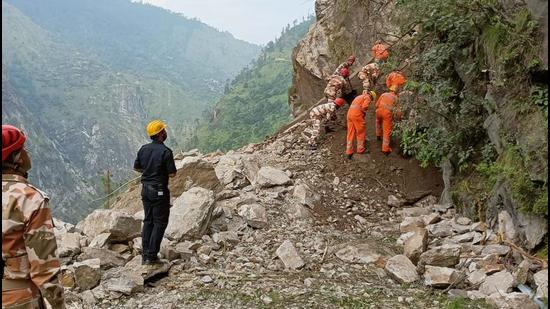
[324,75,351,101]
[305,102,338,147]
[332,63,353,93]
[358,63,380,94]
[2,174,65,309]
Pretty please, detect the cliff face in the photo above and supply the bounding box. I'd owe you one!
[290,0,548,252]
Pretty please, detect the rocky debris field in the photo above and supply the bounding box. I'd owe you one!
[55,115,547,309]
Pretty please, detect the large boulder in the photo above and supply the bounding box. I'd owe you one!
[79,247,126,270]
[385,255,419,284]
[255,166,292,188]
[76,209,141,242]
[292,182,321,208]
[56,232,82,258]
[418,244,461,268]
[176,157,223,193]
[479,270,515,296]
[73,259,101,291]
[423,266,459,288]
[403,228,428,264]
[101,267,144,295]
[534,269,548,299]
[486,292,538,309]
[238,204,268,229]
[214,153,259,189]
[276,240,305,270]
[164,187,216,241]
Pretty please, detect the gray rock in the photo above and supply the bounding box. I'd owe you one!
[498,211,518,243]
[89,233,111,249]
[467,270,487,286]
[79,247,126,270]
[238,204,268,229]
[487,292,538,309]
[534,269,548,299]
[422,213,441,225]
[212,231,240,247]
[73,259,101,291]
[215,153,250,188]
[201,275,213,283]
[450,231,479,244]
[396,231,415,246]
[385,255,419,284]
[481,244,511,256]
[517,212,548,250]
[160,239,180,261]
[131,237,142,254]
[513,260,531,285]
[387,195,406,207]
[398,207,432,218]
[335,243,382,264]
[404,228,428,264]
[276,240,305,270]
[399,217,425,233]
[423,266,460,288]
[80,290,96,307]
[101,267,144,295]
[56,232,82,258]
[255,166,292,188]
[292,182,320,208]
[165,187,216,241]
[479,270,515,295]
[427,221,454,237]
[466,290,486,300]
[53,218,76,234]
[456,217,471,225]
[133,210,145,221]
[76,210,141,242]
[419,244,461,267]
[287,203,313,221]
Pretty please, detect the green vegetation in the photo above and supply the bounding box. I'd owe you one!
[187,17,314,152]
[2,0,259,222]
[392,0,547,217]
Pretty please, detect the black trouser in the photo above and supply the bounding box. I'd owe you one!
[141,183,170,261]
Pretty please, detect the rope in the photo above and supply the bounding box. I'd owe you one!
[88,175,141,203]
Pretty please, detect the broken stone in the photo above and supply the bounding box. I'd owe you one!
[89,233,111,248]
[470,222,486,232]
[56,232,82,258]
[513,260,531,285]
[384,255,419,284]
[292,182,320,207]
[534,269,548,299]
[79,247,126,270]
[422,213,441,225]
[76,209,141,242]
[456,217,472,225]
[398,207,432,218]
[201,275,213,284]
[165,187,216,241]
[450,221,471,234]
[498,210,518,243]
[255,166,292,188]
[335,243,382,264]
[397,231,415,246]
[73,259,101,291]
[487,292,538,309]
[467,269,487,286]
[387,195,406,208]
[399,217,425,233]
[131,237,142,254]
[276,240,304,270]
[479,270,514,295]
[160,239,180,261]
[418,244,461,268]
[517,212,547,250]
[80,290,96,306]
[404,228,428,264]
[481,244,511,256]
[426,221,454,237]
[433,204,453,213]
[101,267,144,295]
[110,244,129,255]
[212,231,240,247]
[450,231,478,243]
[423,266,460,288]
[238,204,268,229]
[287,203,313,221]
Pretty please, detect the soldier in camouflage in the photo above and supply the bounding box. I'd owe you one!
[304,98,346,149]
[2,124,65,309]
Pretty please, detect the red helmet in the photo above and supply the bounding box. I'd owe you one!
[2,125,26,162]
[347,55,356,64]
[339,67,350,78]
[334,98,346,106]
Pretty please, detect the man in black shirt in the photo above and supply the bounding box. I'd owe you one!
[133,120,177,264]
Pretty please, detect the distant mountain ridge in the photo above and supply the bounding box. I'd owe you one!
[2,0,260,222]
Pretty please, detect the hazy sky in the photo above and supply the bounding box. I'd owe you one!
[138,0,315,45]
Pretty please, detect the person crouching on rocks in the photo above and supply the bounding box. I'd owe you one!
[305,98,346,150]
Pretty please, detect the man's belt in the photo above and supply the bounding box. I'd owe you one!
[2,279,33,291]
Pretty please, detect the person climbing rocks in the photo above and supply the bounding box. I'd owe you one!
[371,40,389,64]
[324,68,352,104]
[2,124,66,309]
[346,91,377,159]
[358,62,381,95]
[375,71,407,155]
[333,55,356,76]
[306,98,346,150]
[134,120,177,265]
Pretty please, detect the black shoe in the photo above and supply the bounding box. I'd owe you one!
[308,144,317,150]
[346,154,353,160]
[143,257,161,265]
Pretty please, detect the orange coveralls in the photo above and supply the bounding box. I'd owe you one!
[346,94,372,155]
[371,43,389,62]
[375,91,401,154]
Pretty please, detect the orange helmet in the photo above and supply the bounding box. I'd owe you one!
[334,98,346,106]
[386,71,407,90]
[339,67,350,78]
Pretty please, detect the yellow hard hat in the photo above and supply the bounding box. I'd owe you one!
[370,90,378,101]
[146,120,166,137]
[389,85,398,92]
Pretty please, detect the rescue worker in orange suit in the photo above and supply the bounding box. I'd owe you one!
[358,62,381,95]
[346,91,377,159]
[371,40,389,64]
[375,71,407,155]
[306,98,346,150]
